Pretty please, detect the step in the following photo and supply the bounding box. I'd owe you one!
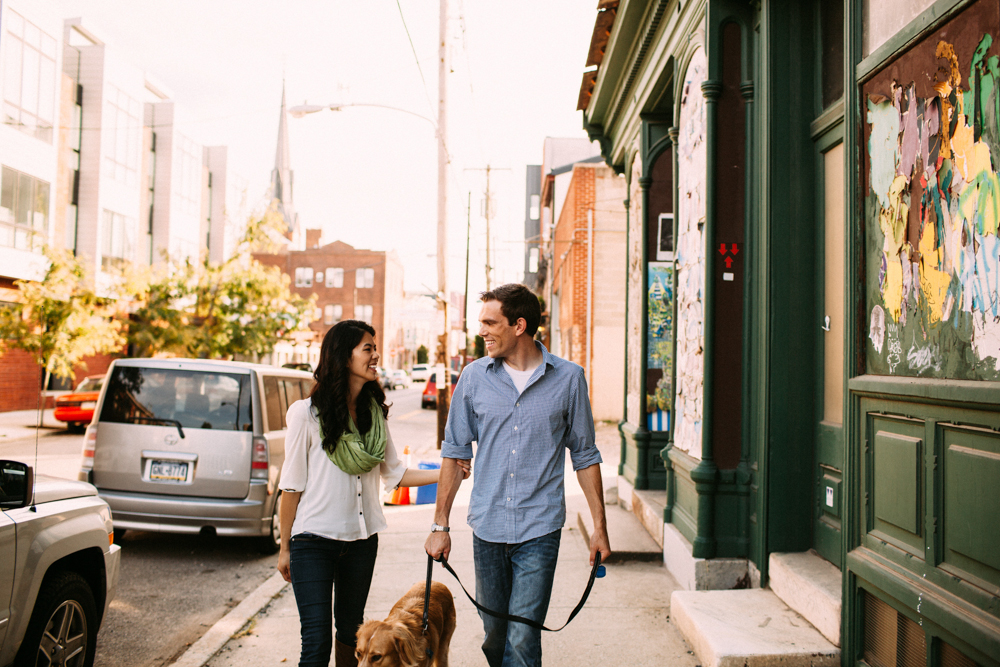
[576,501,662,564]
[671,589,840,667]
[631,488,666,548]
[768,552,842,647]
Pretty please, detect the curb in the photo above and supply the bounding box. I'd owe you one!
[171,571,288,667]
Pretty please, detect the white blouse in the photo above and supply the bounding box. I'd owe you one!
[280,398,406,541]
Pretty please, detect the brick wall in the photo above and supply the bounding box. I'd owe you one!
[0,350,118,412]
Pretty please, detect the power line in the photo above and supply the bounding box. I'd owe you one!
[394,0,437,126]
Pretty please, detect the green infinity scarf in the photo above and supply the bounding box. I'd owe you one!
[323,399,386,475]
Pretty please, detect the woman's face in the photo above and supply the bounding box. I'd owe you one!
[347,332,380,385]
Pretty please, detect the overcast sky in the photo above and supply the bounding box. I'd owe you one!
[47,0,599,298]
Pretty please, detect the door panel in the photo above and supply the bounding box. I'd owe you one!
[0,511,13,649]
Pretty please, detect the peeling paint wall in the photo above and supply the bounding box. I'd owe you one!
[864,1,1000,380]
[627,148,644,426]
[673,47,707,458]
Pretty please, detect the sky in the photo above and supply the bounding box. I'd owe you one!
[47,0,600,302]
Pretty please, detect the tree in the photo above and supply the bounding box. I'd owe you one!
[124,205,315,360]
[0,247,124,425]
[474,335,485,359]
[416,345,429,364]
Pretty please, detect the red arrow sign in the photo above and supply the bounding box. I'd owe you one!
[718,243,727,255]
[724,256,734,269]
[731,243,739,254]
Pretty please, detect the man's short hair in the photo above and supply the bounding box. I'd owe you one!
[480,283,541,336]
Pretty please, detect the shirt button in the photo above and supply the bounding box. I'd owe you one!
[514,426,518,431]
[512,450,516,454]
[507,497,511,501]
[510,473,513,477]
[516,402,519,407]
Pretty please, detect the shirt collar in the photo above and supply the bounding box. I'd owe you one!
[486,340,554,371]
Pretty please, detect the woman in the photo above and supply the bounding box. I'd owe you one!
[277,320,444,667]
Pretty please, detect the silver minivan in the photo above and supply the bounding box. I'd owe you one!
[79,358,313,553]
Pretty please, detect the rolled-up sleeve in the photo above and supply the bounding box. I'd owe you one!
[380,426,406,491]
[440,373,477,460]
[565,368,602,471]
[281,400,311,492]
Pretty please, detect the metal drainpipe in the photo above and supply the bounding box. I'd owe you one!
[618,188,631,478]
[661,126,681,525]
[690,78,723,560]
[636,172,652,490]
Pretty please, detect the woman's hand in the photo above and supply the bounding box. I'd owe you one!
[456,459,471,479]
[277,547,292,582]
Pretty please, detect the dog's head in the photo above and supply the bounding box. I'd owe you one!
[356,618,429,667]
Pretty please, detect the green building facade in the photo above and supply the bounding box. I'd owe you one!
[580,0,1000,664]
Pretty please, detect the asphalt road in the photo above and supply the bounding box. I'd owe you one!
[1,383,441,667]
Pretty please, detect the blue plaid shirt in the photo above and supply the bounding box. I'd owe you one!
[441,341,602,544]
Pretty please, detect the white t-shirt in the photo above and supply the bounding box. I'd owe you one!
[503,359,539,394]
[280,399,406,541]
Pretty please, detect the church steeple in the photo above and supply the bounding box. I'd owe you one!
[270,81,300,248]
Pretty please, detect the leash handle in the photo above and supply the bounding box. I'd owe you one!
[422,553,433,634]
[429,552,602,632]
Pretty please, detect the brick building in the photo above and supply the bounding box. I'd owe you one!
[542,158,627,421]
[255,233,405,369]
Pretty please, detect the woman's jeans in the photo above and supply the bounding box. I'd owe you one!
[289,532,379,667]
[473,530,561,667]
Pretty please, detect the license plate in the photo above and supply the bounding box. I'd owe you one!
[150,460,188,482]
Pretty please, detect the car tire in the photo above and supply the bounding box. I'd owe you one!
[15,571,98,667]
[113,528,127,544]
[258,494,281,554]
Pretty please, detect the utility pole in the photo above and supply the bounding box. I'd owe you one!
[435,0,450,450]
[463,192,471,369]
[465,165,510,290]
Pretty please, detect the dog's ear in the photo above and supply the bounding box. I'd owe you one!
[390,620,426,667]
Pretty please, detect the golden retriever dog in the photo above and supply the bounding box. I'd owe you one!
[356,581,456,667]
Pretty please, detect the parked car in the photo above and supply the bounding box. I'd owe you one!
[390,369,411,389]
[421,371,459,409]
[1,459,121,667]
[410,364,432,382]
[281,362,313,373]
[79,358,314,553]
[54,374,107,433]
[377,367,393,391]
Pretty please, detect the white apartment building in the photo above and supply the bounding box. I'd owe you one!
[0,1,64,287]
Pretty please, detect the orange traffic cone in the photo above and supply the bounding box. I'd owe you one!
[386,485,410,505]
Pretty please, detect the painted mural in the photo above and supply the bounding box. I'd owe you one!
[673,47,707,457]
[647,262,673,431]
[864,13,1000,380]
[626,151,644,426]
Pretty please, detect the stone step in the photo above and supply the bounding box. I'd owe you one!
[671,589,840,667]
[768,551,842,647]
[631,489,666,548]
[575,501,662,564]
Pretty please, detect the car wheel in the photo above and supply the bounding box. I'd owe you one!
[258,494,281,554]
[15,571,98,667]
[112,528,127,544]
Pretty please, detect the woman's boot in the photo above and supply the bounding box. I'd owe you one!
[335,639,358,667]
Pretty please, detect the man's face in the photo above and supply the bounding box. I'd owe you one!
[478,299,520,358]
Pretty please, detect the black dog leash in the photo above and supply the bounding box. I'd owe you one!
[423,552,603,633]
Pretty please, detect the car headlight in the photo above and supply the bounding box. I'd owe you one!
[80,401,97,409]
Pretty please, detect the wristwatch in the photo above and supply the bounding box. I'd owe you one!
[430,523,450,533]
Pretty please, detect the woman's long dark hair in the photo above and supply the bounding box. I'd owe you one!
[310,320,389,455]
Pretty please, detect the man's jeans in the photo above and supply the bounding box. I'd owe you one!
[289,533,378,667]
[473,530,561,667]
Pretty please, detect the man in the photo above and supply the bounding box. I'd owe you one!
[425,283,610,667]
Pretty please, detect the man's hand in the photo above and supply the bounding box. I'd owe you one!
[589,525,611,567]
[425,531,452,562]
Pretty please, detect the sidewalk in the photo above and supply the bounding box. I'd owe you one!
[176,423,699,667]
[0,408,63,441]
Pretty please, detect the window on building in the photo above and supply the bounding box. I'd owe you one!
[0,166,49,251]
[101,209,135,270]
[2,10,57,142]
[101,85,141,187]
[529,194,540,221]
[357,304,373,324]
[326,267,343,288]
[295,267,313,288]
[528,247,539,274]
[356,267,374,289]
[323,304,342,325]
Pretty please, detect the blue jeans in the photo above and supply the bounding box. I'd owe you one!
[473,530,561,667]
[289,532,378,667]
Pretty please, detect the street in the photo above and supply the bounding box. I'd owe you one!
[0,384,441,667]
